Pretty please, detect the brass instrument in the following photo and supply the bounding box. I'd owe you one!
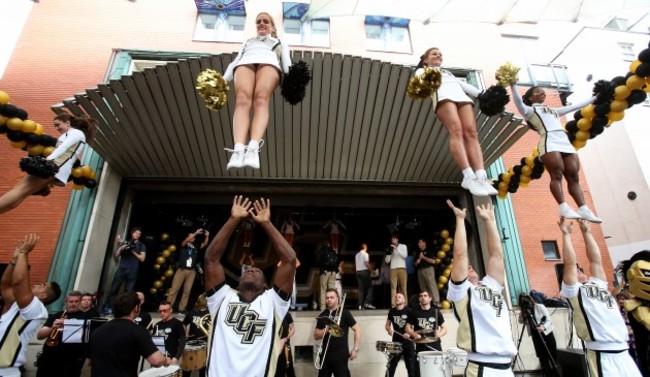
[45,310,67,347]
[314,293,346,369]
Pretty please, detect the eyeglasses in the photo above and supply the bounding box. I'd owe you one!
[158,308,171,313]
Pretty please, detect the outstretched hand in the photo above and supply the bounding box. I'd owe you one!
[14,234,40,256]
[558,218,573,235]
[476,203,495,222]
[446,199,466,219]
[250,198,271,224]
[231,195,252,219]
[578,219,591,233]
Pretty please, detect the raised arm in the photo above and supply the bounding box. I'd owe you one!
[447,200,468,283]
[250,198,296,294]
[200,230,210,249]
[204,196,251,290]
[476,203,505,285]
[559,219,578,286]
[510,84,534,120]
[1,244,22,308]
[555,96,596,117]
[578,220,606,281]
[12,234,39,308]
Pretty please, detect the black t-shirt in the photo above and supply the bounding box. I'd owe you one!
[177,245,199,268]
[387,306,412,343]
[135,311,153,331]
[416,248,435,269]
[40,310,92,360]
[408,305,444,351]
[88,318,159,377]
[280,313,294,341]
[182,308,211,341]
[316,308,356,357]
[153,317,186,359]
[119,241,146,269]
[83,308,101,318]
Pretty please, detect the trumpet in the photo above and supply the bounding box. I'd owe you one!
[45,310,67,347]
[314,293,346,369]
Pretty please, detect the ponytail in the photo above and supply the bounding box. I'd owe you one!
[53,113,98,142]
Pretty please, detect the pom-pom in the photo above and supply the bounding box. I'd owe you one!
[196,69,229,111]
[19,156,59,178]
[406,67,442,100]
[495,62,520,87]
[592,80,615,105]
[280,60,312,105]
[477,85,509,116]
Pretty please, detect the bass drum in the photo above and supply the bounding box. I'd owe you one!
[418,351,452,377]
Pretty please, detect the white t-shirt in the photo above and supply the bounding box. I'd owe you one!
[207,284,291,377]
[355,251,369,272]
[0,297,48,372]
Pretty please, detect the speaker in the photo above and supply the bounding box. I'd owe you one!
[556,348,589,377]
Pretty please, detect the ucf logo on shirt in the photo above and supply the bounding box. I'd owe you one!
[476,286,504,317]
[392,315,407,328]
[225,303,267,344]
[582,283,616,309]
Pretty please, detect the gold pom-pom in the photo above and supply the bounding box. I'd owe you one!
[196,69,229,111]
[495,62,520,87]
[407,67,442,100]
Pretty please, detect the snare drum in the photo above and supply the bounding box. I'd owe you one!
[138,365,181,377]
[181,342,207,371]
[447,347,468,367]
[418,351,452,377]
[375,341,403,354]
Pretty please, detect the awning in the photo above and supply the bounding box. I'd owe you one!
[52,51,525,184]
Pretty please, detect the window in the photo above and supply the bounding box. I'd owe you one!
[541,240,560,261]
[618,42,636,62]
[193,0,246,42]
[365,16,411,53]
[283,2,330,47]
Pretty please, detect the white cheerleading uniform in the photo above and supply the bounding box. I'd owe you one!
[415,67,480,110]
[511,84,594,156]
[223,35,291,82]
[206,283,291,377]
[561,278,641,377]
[0,297,48,377]
[447,275,516,375]
[46,128,86,185]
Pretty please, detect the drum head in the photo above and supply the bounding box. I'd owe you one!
[139,365,180,377]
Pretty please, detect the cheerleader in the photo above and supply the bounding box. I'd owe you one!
[510,84,601,222]
[223,12,291,170]
[414,47,497,197]
[0,113,97,214]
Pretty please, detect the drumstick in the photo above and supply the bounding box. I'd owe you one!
[391,330,414,342]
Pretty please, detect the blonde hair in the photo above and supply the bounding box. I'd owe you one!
[256,12,278,38]
[417,47,440,69]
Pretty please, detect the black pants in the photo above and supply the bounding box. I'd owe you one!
[37,350,84,377]
[387,342,417,377]
[275,345,296,377]
[532,331,559,377]
[318,353,350,377]
[356,270,373,306]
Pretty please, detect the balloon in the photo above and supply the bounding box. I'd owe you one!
[443,268,451,278]
[153,264,161,270]
[575,130,590,142]
[149,288,157,295]
[161,276,166,282]
[573,140,587,149]
[71,167,84,178]
[34,123,44,135]
[21,120,37,133]
[80,165,93,178]
[437,251,446,259]
[524,156,535,167]
[497,191,508,199]
[0,91,10,105]
[441,300,451,309]
[521,165,532,176]
[162,250,171,258]
[437,282,444,289]
[577,118,592,131]
[168,245,177,252]
[9,140,26,149]
[630,59,642,74]
[614,85,631,100]
[580,104,595,119]
[156,256,165,265]
[160,233,170,241]
[532,147,539,157]
[445,237,453,245]
[164,268,174,278]
[153,280,163,289]
[438,275,448,285]
[519,175,531,184]
[441,244,450,252]
[440,230,449,239]
[608,111,625,122]
[6,118,22,131]
[610,99,628,112]
[500,173,511,184]
[26,144,44,156]
[626,75,645,90]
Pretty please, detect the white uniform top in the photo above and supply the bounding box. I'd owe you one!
[355,250,369,272]
[561,277,629,351]
[415,67,480,105]
[447,276,517,364]
[223,36,291,82]
[47,128,86,185]
[0,297,48,374]
[207,283,291,377]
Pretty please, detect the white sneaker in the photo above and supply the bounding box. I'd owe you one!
[226,148,245,169]
[478,178,498,196]
[559,205,581,220]
[577,206,602,223]
[461,177,488,196]
[243,140,264,169]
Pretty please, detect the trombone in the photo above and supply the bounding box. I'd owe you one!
[314,293,346,369]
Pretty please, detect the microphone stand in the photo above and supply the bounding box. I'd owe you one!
[520,308,560,377]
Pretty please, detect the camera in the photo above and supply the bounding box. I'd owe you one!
[121,241,136,255]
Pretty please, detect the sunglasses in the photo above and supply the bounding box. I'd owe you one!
[158,308,171,313]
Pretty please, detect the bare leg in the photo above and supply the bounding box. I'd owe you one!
[436,101,470,170]
[457,103,485,170]
[540,152,566,205]
[0,175,55,215]
[250,65,280,141]
[232,65,257,144]
[563,154,586,207]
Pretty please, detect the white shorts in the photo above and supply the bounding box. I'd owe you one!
[437,81,474,105]
[586,349,641,377]
[539,130,575,156]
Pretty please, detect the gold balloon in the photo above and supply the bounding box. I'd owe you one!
[42,146,55,156]
[441,300,451,309]
[626,75,645,90]
[161,276,166,282]
[438,275,448,285]
[71,183,84,190]
[0,90,10,105]
[445,237,453,245]
[575,130,590,142]
[524,156,535,167]
[531,147,539,157]
[160,233,170,241]
[71,167,84,178]
[168,245,177,252]
[34,123,45,135]
[164,268,174,278]
[440,230,449,239]
[441,244,451,252]
[81,165,93,178]
[497,191,508,199]
[437,250,446,259]
[608,111,625,122]
[433,258,440,265]
[162,250,171,258]
[521,165,532,176]
[6,117,23,131]
[580,104,595,119]
[437,282,444,289]
[156,256,165,265]
[573,140,587,149]
[443,268,451,278]
[610,99,628,112]
[149,287,157,295]
[630,60,642,74]
[519,175,531,184]
[501,173,512,184]
[0,115,6,126]
[577,118,592,131]
[153,264,161,270]
[26,144,44,156]
[21,120,37,133]
[153,280,163,289]
[10,140,26,149]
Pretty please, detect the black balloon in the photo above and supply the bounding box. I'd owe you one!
[24,133,42,145]
[611,76,626,87]
[567,132,576,143]
[533,165,545,175]
[41,135,57,147]
[0,125,7,134]
[72,176,85,185]
[513,165,523,175]
[639,49,650,63]
[573,111,583,121]
[636,63,650,77]
[510,174,521,184]
[589,124,604,138]
[628,89,647,105]
[85,179,98,189]
[594,103,611,116]
[565,120,578,133]
[508,182,519,193]
[15,108,28,121]
[520,157,527,166]
[7,130,25,142]
[591,116,608,128]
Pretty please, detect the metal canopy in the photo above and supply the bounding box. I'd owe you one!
[52,51,525,184]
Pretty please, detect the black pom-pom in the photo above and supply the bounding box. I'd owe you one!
[590,124,604,138]
[24,133,42,145]
[592,79,615,105]
[565,120,578,133]
[639,49,650,63]
[19,156,59,178]
[611,76,626,87]
[15,108,28,121]
[477,85,509,116]
[280,60,311,105]
[628,89,647,105]
[85,179,98,189]
[7,130,25,142]
[594,103,611,116]
[592,116,607,128]
[0,104,19,118]
[0,125,8,134]
[573,111,583,121]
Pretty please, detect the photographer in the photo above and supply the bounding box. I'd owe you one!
[101,227,146,316]
[167,228,209,314]
[518,293,559,377]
